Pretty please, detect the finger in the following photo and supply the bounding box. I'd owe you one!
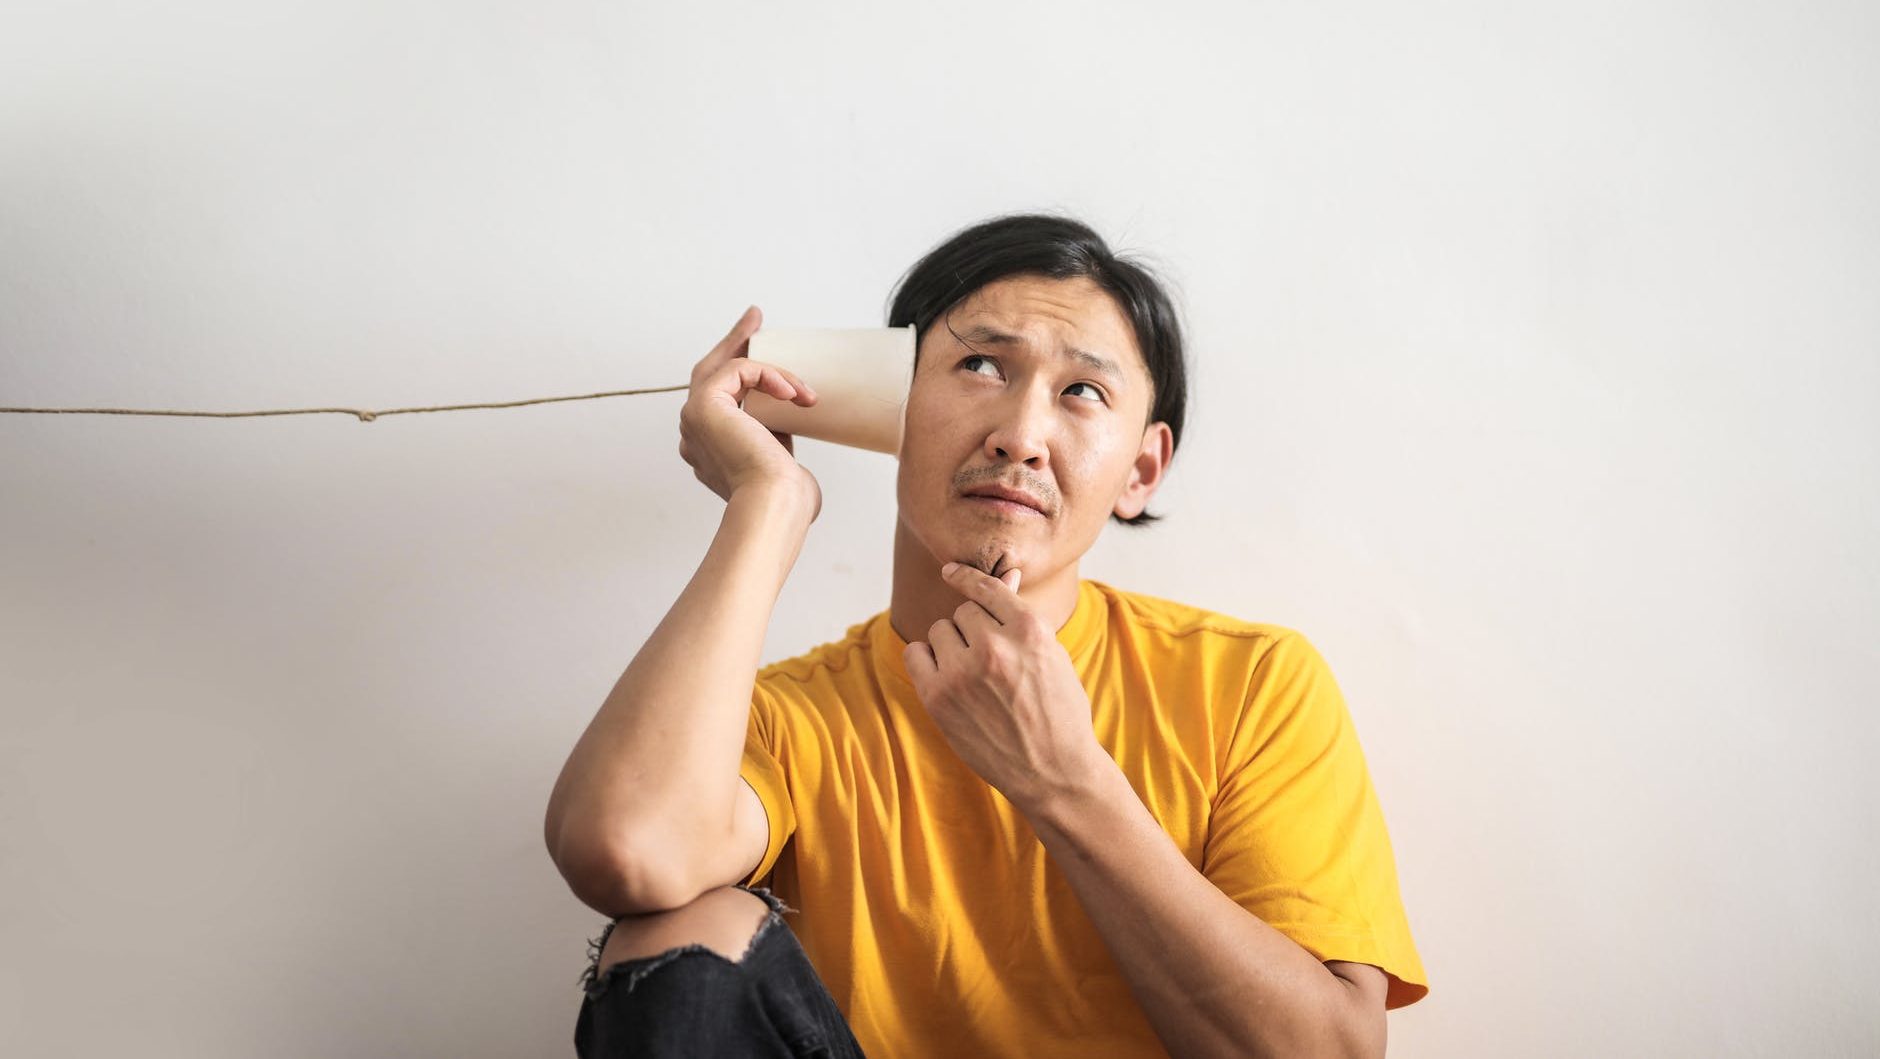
[713,360,799,406]
[774,365,818,403]
[954,599,999,642]
[903,641,938,689]
[694,305,763,377]
[939,561,1022,625]
[928,617,968,657]
[721,305,761,357]
[748,362,817,406]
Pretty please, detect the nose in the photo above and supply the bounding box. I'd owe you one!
[983,389,1051,468]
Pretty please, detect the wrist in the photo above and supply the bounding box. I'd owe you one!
[1015,742,1121,828]
[731,478,818,525]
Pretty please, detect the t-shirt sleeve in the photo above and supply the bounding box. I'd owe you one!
[1200,632,1430,1009]
[737,679,796,888]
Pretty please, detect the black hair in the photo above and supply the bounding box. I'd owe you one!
[884,210,1188,528]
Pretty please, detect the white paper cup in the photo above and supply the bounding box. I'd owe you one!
[741,326,917,456]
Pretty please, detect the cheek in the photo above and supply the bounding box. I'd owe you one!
[903,391,937,432]
[1061,435,1136,501]
[899,382,933,435]
[903,388,971,451]
[896,402,953,495]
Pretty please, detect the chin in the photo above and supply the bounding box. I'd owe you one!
[961,538,1026,577]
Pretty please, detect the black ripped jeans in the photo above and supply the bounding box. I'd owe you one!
[574,886,869,1058]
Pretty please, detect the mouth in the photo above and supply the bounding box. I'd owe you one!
[961,489,1046,517]
[965,496,1045,517]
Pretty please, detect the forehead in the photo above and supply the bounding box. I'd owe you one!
[936,274,1145,383]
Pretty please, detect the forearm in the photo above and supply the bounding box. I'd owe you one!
[1024,756,1365,1059]
[545,483,814,897]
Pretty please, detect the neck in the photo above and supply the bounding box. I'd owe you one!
[888,516,1081,644]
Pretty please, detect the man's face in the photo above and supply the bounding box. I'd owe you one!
[895,272,1168,579]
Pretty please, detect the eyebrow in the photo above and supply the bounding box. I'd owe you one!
[954,324,1128,388]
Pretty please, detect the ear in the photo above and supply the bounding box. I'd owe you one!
[1113,420,1174,519]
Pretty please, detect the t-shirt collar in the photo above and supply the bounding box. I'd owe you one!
[870,577,1106,691]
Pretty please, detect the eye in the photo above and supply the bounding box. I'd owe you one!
[960,356,1108,404]
[961,355,1000,378]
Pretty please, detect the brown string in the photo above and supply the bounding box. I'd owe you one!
[0,383,688,423]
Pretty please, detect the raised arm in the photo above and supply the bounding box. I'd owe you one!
[544,306,821,917]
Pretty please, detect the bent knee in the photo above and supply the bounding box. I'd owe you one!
[597,886,773,973]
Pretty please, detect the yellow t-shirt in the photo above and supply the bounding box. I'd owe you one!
[738,577,1428,1056]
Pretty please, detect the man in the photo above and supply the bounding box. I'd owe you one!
[545,212,1429,1058]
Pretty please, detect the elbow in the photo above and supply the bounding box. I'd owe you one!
[550,827,701,918]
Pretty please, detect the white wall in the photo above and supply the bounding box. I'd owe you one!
[2,1,1874,1055]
